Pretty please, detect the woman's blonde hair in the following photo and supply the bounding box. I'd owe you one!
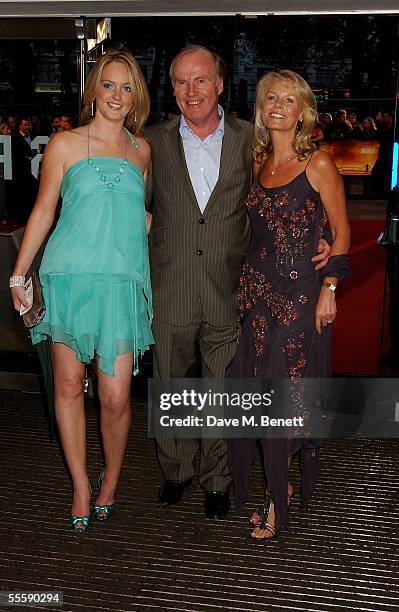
[79,48,150,134]
[0,121,10,135]
[253,69,317,163]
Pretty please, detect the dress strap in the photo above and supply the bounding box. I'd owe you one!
[304,151,314,170]
[124,127,139,150]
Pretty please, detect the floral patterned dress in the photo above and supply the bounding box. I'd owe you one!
[228,167,330,534]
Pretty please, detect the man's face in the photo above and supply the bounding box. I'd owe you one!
[60,116,72,131]
[7,116,16,129]
[20,120,31,135]
[172,50,223,130]
[382,113,393,128]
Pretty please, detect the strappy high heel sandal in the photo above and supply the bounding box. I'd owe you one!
[94,469,116,521]
[249,485,294,527]
[250,496,276,540]
[69,514,92,532]
[69,484,92,533]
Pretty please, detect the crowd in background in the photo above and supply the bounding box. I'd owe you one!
[0,106,395,226]
[0,112,75,225]
[312,109,394,142]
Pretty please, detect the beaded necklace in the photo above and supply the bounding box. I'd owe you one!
[87,125,139,189]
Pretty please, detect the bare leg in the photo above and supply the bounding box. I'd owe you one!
[51,342,90,522]
[95,352,133,509]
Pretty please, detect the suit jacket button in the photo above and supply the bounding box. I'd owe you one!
[199,218,205,224]
[197,249,203,256]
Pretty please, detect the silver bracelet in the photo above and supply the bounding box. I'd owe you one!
[9,275,26,288]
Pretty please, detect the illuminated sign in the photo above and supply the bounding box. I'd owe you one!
[391,142,398,190]
[0,135,50,180]
[312,88,329,102]
[34,84,63,93]
[320,139,380,176]
[87,17,111,52]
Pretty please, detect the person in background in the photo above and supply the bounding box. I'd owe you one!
[51,116,61,134]
[7,114,17,134]
[374,111,384,136]
[311,116,325,145]
[359,116,378,140]
[347,112,362,139]
[329,109,353,140]
[372,110,398,368]
[320,112,333,140]
[372,110,394,196]
[165,107,180,120]
[0,122,11,223]
[11,117,38,224]
[59,114,73,131]
[0,121,11,135]
[31,114,43,139]
[10,49,153,533]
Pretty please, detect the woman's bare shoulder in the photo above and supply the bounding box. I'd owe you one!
[49,128,85,149]
[308,148,336,171]
[44,128,88,171]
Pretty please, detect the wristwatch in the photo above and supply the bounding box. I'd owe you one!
[322,281,337,293]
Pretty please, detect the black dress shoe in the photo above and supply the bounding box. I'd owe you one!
[159,479,192,505]
[204,490,230,519]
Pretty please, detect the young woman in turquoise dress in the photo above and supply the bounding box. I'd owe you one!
[10,49,153,532]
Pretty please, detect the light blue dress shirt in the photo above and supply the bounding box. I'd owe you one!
[179,106,225,213]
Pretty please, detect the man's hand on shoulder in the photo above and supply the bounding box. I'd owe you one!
[312,238,331,270]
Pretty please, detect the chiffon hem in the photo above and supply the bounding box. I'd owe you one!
[30,273,153,376]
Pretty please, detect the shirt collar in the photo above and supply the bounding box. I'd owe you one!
[179,104,225,138]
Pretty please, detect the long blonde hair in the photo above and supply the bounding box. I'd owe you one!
[79,48,150,134]
[253,69,317,163]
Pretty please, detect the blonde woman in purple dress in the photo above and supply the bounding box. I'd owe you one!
[228,70,350,539]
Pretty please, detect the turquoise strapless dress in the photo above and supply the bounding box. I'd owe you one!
[30,156,153,376]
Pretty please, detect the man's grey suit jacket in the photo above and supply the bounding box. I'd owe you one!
[146,114,253,327]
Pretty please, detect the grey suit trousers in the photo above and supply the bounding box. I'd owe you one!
[146,115,252,493]
[153,306,236,492]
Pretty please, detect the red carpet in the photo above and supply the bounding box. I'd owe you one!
[0,219,386,375]
[332,219,386,375]
[0,222,24,234]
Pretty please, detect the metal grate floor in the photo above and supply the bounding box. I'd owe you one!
[1,389,399,612]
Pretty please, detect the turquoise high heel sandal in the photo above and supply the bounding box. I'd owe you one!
[94,469,116,521]
[69,484,92,533]
[69,514,92,532]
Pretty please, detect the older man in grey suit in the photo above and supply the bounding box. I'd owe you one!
[146,46,327,519]
[146,46,250,519]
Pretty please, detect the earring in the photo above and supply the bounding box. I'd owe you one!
[134,111,137,125]
[296,119,303,134]
[256,122,266,140]
[90,101,94,117]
